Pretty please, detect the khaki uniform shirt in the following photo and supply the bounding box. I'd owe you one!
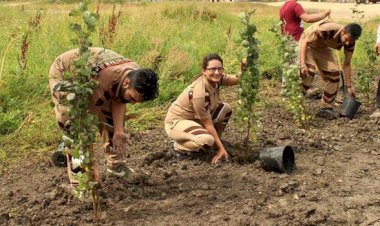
[300,21,355,52]
[49,48,140,125]
[165,74,237,123]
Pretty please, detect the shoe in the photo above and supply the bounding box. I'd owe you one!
[52,141,67,167]
[107,164,135,177]
[106,164,140,183]
[369,109,380,118]
[169,143,204,161]
[316,108,338,120]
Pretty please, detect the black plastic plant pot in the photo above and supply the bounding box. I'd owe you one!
[259,146,295,174]
[51,151,67,167]
[340,97,361,120]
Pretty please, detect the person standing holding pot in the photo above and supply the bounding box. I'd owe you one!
[299,21,362,119]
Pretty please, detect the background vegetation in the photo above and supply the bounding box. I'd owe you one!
[0,1,378,168]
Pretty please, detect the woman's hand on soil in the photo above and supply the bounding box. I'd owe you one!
[112,132,131,153]
[211,148,229,164]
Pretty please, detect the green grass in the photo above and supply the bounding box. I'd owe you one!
[0,1,379,167]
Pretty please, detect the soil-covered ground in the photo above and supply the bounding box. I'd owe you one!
[1,84,380,226]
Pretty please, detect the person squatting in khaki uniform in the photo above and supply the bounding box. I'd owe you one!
[299,21,362,119]
[49,47,159,183]
[165,54,240,164]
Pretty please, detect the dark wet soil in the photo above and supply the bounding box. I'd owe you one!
[1,84,380,226]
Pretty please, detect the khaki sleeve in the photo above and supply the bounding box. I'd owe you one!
[304,28,319,43]
[191,81,212,120]
[220,74,238,86]
[192,97,212,120]
[91,70,115,106]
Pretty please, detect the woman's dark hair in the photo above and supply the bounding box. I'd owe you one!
[127,69,159,101]
[201,53,223,70]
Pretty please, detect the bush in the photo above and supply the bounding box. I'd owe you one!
[0,110,21,135]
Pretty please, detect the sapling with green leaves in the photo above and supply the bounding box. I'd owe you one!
[56,0,101,218]
[237,10,261,146]
[270,23,310,126]
[350,5,376,103]
[355,31,377,102]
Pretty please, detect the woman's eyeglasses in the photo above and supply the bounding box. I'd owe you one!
[205,67,224,73]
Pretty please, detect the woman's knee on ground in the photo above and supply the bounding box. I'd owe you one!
[192,133,214,150]
[212,102,232,124]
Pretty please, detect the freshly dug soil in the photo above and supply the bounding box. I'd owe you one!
[1,86,380,226]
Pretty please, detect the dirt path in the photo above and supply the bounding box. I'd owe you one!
[263,1,380,20]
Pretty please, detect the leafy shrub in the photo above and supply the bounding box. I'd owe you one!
[355,31,378,102]
[0,109,21,135]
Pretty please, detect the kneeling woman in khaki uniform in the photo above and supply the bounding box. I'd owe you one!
[165,54,239,164]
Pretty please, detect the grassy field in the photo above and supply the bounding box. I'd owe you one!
[0,1,378,167]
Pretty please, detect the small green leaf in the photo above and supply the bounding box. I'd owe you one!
[67,93,75,101]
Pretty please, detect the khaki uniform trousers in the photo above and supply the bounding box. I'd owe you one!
[301,46,340,109]
[165,102,232,152]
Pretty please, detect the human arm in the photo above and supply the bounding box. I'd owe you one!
[375,25,380,55]
[300,40,309,77]
[192,90,229,164]
[111,99,130,152]
[343,49,355,98]
[221,74,239,86]
[201,118,228,164]
[299,10,330,23]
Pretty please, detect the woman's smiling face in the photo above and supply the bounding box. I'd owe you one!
[202,59,224,84]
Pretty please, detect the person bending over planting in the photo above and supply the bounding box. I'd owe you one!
[49,47,158,184]
[299,21,362,119]
[165,54,240,164]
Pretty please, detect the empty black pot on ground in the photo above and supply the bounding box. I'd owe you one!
[340,97,361,120]
[259,146,295,174]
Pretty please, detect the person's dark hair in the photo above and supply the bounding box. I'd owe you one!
[344,23,362,40]
[201,53,223,70]
[127,69,159,101]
